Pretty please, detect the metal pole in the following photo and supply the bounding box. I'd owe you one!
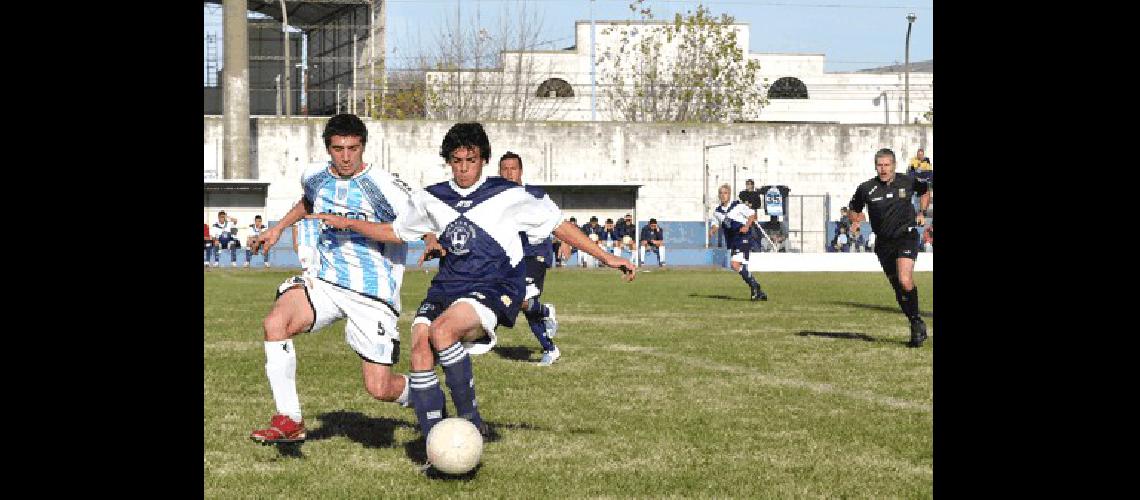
[370,1,375,118]
[275,74,282,116]
[353,34,358,114]
[703,143,709,249]
[905,13,915,124]
[280,0,291,116]
[336,83,341,114]
[590,0,597,121]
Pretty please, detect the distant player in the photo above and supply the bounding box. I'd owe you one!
[307,122,636,442]
[498,151,562,366]
[709,184,767,300]
[846,148,931,347]
[247,114,427,444]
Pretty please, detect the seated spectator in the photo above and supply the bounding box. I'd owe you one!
[639,218,666,267]
[832,225,850,253]
[209,211,240,267]
[602,218,620,256]
[922,223,933,252]
[580,216,605,268]
[244,215,271,268]
[558,217,579,267]
[850,224,865,253]
[615,213,638,265]
[837,207,852,233]
[204,222,213,267]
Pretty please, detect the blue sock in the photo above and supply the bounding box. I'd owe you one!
[525,309,556,351]
[738,264,759,288]
[527,298,549,318]
[408,370,447,436]
[438,342,484,429]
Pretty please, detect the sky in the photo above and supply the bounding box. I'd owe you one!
[204,0,933,85]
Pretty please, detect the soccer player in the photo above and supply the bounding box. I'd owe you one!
[846,148,931,348]
[246,114,429,444]
[497,151,562,366]
[244,215,271,268]
[639,218,666,267]
[307,122,636,441]
[709,184,768,301]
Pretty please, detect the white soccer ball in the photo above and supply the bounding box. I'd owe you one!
[425,418,484,474]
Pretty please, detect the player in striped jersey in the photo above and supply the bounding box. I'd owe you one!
[308,122,637,445]
[246,114,432,444]
[709,184,768,301]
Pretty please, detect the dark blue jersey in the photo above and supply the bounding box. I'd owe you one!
[640,225,664,246]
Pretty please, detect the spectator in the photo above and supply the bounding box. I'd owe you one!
[245,215,271,268]
[738,179,763,210]
[850,224,865,253]
[837,207,852,233]
[602,218,621,256]
[615,213,638,265]
[639,218,666,267]
[580,216,605,268]
[209,211,240,267]
[832,225,850,252]
[908,148,934,208]
[922,223,933,252]
[204,222,213,267]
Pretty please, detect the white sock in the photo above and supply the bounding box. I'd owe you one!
[264,340,302,421]
[639,247,645,263]
[659,247,666,264]
[395,373,410,407]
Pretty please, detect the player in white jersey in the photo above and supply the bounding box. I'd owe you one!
[708,184,768,301]
[307,122,637,451]
[244,215,271,267]
[246,114,432,444]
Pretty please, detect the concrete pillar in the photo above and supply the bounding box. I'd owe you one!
[223,0,250,180]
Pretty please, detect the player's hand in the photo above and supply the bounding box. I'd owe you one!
[255,228,282,255]
[601,255,637,282]
[417,234,447,267]
[306,213,353,230]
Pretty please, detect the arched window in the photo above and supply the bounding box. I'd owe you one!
[536,78,574,98]
[767,77,808,99]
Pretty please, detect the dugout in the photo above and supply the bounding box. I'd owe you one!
[203,180,271,227]
[534,182,642,231]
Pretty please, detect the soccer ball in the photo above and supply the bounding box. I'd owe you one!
[425,418,484,474]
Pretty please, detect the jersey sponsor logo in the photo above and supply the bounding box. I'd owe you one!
[443,220,478,255]
[456,200,473,208]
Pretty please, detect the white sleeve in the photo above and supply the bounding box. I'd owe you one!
[516,192,564,245]
[391,189,437,242]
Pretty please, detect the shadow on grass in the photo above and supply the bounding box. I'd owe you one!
[308,410,416,449]
[492,345,536,362]
[831,301,933,319]
[687,293,752,302]
[796,330,909,347]
[268,441,305,459]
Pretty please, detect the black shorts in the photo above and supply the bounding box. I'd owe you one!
[874,230,921,273]
[524,257,548,297]
[416,282,523,329]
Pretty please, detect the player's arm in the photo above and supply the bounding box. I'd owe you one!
[553,222,635,281]
[256,198,311,252]
[847,188,866,224]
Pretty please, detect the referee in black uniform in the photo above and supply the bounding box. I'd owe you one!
[847,148,931,347]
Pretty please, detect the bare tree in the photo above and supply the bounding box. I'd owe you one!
[598,1,767,122]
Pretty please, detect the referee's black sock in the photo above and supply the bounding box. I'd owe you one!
[899,286,921,322]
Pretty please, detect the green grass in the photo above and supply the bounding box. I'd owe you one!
[205,267,933,498]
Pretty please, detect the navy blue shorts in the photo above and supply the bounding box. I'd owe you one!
[416,281,523,329]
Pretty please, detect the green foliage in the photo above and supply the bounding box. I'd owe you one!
[205,268,932,497]
[599,1,768,122]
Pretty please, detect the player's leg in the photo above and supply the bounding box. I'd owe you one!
[230,240,240,267]
[428,300,492,431]
[407,318,448,437]
[522,261,559,364]
[895,246,926,347]
[251,277,326,443]
[337,290,410,406]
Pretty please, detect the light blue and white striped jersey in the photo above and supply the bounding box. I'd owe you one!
[301,162,414,312]
[294,218,320,250]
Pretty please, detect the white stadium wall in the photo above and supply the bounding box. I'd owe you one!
[204,117,932,251]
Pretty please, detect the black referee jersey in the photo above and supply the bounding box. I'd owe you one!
[848,173,928,240]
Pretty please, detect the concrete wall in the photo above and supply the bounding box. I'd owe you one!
[203,117,932,250]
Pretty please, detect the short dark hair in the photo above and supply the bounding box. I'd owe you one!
[605,218,614,223]
[254,215,262,219]
[649,218,658,224]
[590,216,598,222]
[218,211,226,216]
[322,114,368,148]
[441,122,491,162]
[875,148,897,164]
[499,151,522,168]
[746,179,755,184]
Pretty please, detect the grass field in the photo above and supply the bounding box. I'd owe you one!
[204,267,933,498]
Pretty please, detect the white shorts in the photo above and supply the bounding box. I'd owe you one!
[730,249,762,267]
[412,297,499,356]
[278,276,401,365]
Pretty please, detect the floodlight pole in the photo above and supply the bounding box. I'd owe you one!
[280,0,291,116]
[905,13,915,124]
